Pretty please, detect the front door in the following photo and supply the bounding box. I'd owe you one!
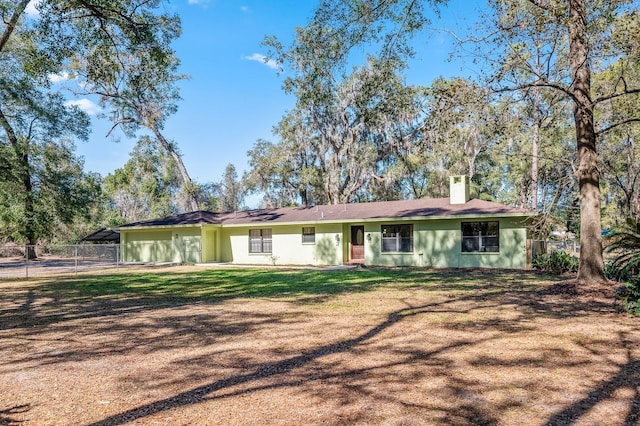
[350,226,365,262]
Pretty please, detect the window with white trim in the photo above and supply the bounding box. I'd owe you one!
[302,227,315,244]
[381,224,413,253]
[249,228,272,253]
[461,221,499,253]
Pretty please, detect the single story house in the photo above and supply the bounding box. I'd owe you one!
[118,176,533,269]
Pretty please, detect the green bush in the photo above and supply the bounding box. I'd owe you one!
[605,260,630,282]
[532,251,579,274]
[605,218,640,281]
[605,219,640,315]
[615,279,640,316]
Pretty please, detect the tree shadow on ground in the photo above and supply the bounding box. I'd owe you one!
[1,267,634,425]
[0,307,298,373]
[86,298,502,426]
[0,268,551,334]
[0,404,30,425]
[0,268,609,371]
[82,286,636,426]
[544,331,640,426]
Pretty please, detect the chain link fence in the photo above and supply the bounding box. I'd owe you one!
[2,239,581,279]
[0,244,121,279]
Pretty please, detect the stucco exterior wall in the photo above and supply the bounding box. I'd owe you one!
[122,216,528,269]
[202,228,219,263]
[220,223,344,265]
[173,228,202,263]
[121,229,173,263]
[122,227,202,263]
[363,217,528,269]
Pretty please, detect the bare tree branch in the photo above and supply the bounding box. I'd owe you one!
[105,117,136,137]
[596,118,640,136]
[594,87,640,105]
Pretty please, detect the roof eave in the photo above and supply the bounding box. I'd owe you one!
[118,223,222,231]
[219,211,533,228]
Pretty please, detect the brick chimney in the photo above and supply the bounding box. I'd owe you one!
[450,175,470,204]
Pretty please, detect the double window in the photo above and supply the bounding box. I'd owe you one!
[302,227,316,244]
[249,228,272,253]
[381,224,413,253]
[461,221,499,253]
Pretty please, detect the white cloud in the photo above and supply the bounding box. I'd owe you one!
[48,71,72,84]
[187,0,208,4]
[240,6,249,13]
[65,99,101,116]
[244,53,279,70]
[25,0,40,18]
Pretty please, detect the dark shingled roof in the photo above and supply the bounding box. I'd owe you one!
[119,198,530,229]
[81,228,121,243]
[120,211,222,228]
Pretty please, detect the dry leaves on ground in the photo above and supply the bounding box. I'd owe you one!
[0,267,638,425]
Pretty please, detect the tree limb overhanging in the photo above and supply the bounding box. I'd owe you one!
[597,118,640,136]
[0,0,29,53]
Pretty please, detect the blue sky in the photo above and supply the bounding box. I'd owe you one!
[51,1,480,202]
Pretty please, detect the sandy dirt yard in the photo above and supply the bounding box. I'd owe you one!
[0,266,638,425]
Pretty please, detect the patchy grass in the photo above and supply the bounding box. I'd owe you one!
[1,266,638,425]
[36,266,524,298]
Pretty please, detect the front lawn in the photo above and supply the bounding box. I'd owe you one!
[0,266,637,425]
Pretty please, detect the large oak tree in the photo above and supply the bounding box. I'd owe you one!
[290,0,640,283]
[0,1,196,254]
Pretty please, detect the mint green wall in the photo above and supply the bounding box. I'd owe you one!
[342,223,350,261]
[173,228,201,263]
[364,217,527,269]
[121,227,202,263]
[123,216,528,268]
[122,229,173,263]
[202,228,218,262]
[220,224,344,265]
[459,219,527,268]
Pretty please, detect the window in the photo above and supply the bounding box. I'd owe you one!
[302,227,315,244]
[381,224,413,253]
[461,221,499,253]
[249,228,272,253]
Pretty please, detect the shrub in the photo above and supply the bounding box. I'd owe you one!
[605,260,629,282]
[606,219,640,315]
[532,251,579,274]
[605,218,640,281]
[615,279,640,316]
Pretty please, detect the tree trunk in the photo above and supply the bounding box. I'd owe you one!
[0,0,31,259]
[151,127,200,211]
[568,0,606,283]
[0,107,37,259]
[0,0,29,53]
[21,148,37,259]
[531,86,540,211]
